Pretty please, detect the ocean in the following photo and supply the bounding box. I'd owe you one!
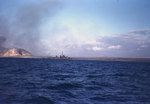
[0,58,150,104]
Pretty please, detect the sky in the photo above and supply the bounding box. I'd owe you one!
[0,0,150,58]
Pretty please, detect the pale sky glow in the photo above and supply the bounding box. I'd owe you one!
[0,0,150,58]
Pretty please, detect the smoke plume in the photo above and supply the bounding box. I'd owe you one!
[0,0,62,55]
[0,36,6,52]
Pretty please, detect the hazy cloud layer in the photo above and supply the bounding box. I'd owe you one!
[44,29,150,58]
[85,29,150,58]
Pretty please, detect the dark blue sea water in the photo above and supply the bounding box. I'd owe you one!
[0,58,150,104]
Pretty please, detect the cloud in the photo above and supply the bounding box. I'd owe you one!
[40,28,150,58]
[51,28,150,58]
[92,46,104,51]
[108,45,121,49]
[85,40,102,45]
[92,29,150,58]
[128,29,150,35]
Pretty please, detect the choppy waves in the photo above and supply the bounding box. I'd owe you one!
[0,58,150,104]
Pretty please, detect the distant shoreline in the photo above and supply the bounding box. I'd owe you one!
[1,48,150,62]
[71,57,150,62]
[0,56,150,62]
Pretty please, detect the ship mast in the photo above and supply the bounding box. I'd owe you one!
[62,51,63,56]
